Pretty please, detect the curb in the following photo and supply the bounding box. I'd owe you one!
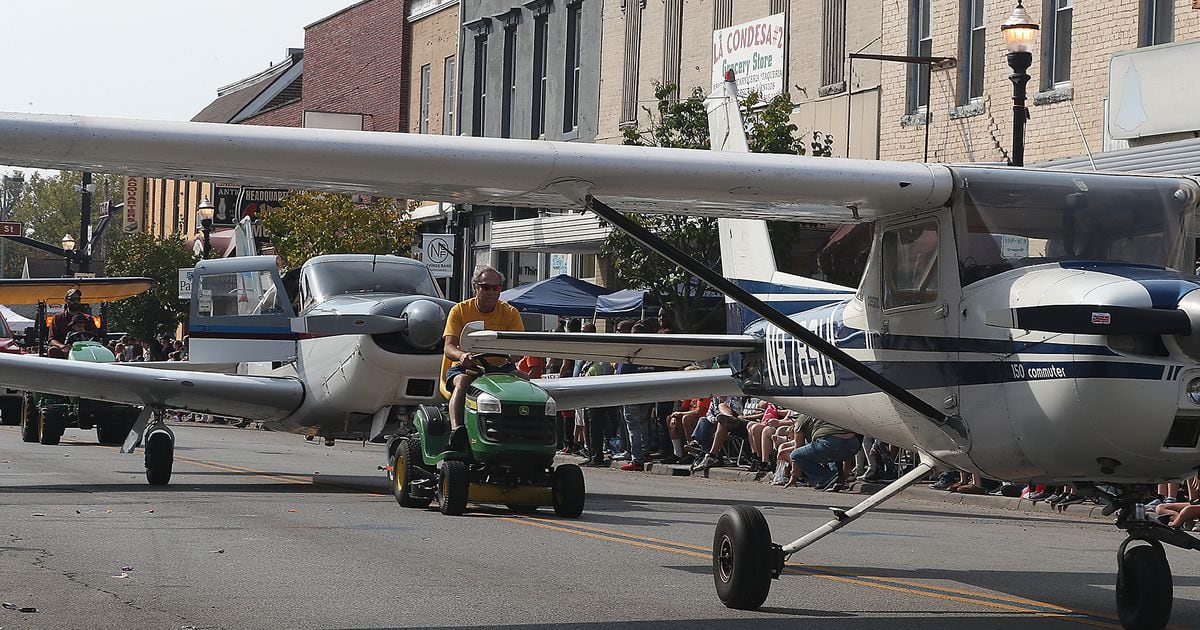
[560,454,1113,522]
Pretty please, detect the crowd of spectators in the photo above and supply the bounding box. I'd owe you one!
[103,333,188,363]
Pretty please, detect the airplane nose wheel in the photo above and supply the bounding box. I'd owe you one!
[144,426,174,486]
[1115,539,1172,630]
[713,505,778,610]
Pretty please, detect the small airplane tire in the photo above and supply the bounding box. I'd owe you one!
[552,464,585,518]
[713,505,774,610]
[20,400,39,443]
[391,438,432,509]
[438,460,469,516]
[1116,544,1172,630]
[145,432,174,486]
[507,504,539,514]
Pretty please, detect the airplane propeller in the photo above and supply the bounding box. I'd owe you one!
[986,305,1193,336]
[290,298,447,349]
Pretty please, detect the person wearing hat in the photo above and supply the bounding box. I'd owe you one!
[48,288,98,358]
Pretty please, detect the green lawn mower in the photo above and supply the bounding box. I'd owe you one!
[21,332,140,446]
[386,355,585,517]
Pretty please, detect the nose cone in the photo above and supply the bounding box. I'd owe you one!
[402,299,447,349]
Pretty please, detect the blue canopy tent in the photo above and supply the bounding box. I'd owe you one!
[594,289,660,316]
[499,275,617,316]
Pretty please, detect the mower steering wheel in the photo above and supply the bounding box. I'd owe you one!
[64,330,99,345]
[467,353,514,375]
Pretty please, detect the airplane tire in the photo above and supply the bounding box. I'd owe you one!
[20,399,39,443]
[438,460,469,516]
[391,438,431,508]
[145,432,174,486]
[0,398,21,426]
[1116,544,1172,630]
[713,505,773,610]
[552,464,585,518]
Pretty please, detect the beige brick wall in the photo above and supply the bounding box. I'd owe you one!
[597,0,885,156]
[880,0,1200,164]
[408,4,460,135]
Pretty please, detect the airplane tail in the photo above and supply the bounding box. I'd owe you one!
[705,73,855,331]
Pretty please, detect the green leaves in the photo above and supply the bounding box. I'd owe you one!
[105,233,194,341]
[261,191,418,270]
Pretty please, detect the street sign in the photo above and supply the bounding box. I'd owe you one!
[0,221,22,237]
[178,268,194,300]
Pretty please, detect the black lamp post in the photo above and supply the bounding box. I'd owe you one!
[196,198,215,257]
[61,233,75,276]
[1001,1,1039,167]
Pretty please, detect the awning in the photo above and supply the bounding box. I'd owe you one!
[500,275,617,316]
[1037,136,1200,175]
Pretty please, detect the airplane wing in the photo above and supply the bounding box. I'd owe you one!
[0,277,154,304]
[461,327,761,367]
[0,113,952,223]
[533,368,742,409]
[0,352,303,421]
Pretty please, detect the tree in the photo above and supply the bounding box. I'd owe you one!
[603,83,830,332]
[104,233,195,341]
[262,191,418,269]
[1,170,126,278]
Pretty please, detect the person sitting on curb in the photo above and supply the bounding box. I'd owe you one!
[783,414,861,492]
[690,396,745,471]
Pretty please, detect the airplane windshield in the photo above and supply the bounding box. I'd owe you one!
[955,168,1194,286]
[305,259,443,302]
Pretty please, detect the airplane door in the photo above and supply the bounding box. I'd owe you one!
[877,212,960,422]
[189,259,298,363]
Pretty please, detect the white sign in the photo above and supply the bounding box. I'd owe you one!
[549,253,569,277]
[711,14,787,99]
[179,268,194,300]
[422,233,455,278]
[998,235,1029,260]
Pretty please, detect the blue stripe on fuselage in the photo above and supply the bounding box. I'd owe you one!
[1059,261,1200,309]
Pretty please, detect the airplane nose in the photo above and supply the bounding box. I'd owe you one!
[400,299,446,349]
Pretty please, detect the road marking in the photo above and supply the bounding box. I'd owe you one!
[501,515,1125,629]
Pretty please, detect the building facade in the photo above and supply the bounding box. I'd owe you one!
[879,0,1200,164]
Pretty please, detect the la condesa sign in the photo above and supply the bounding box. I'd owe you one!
[711,13,786,99]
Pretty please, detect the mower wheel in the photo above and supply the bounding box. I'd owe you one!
[439,460,469,516]
[552,464,585,518]
[20,398,39,443]
[391,438,432,508]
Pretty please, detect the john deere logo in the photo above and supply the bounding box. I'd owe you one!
[519,406,530,415]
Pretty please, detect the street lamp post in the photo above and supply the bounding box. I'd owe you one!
[196,198,215,257]
[1001,1,1039,167]
[61,233,76,276]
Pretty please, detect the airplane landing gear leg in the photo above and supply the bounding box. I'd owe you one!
[710,457,936,609]
[143,408,174,486]
[1115,538,1171,630]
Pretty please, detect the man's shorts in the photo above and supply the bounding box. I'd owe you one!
[444,362,517,391]
[716,413,749,439]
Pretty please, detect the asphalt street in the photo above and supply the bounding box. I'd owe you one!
[1,423,1198,630]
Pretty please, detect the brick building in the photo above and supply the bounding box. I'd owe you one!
[879,0,1200,165]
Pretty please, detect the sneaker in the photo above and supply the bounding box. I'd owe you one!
[931,478,955,490]
[815,476,842,491]
[683,440,703,454]
[619,461,644,472]
[691,453,717,471]
[1046,493,1067,505]
[823,481,847,493]
[956,483,984,495]
[611,452,630,461]
[449,426,468,451]
[1056,494,1085,507]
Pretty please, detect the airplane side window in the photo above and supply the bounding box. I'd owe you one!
[198,271,284,317]
[882,220,939,310]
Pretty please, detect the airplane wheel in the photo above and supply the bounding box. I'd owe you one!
[552,464,585,518]
[391,438,431,508]
[713,505,774,610]
[438,460,469,516]
[20,399,39,443]
[145,432,174,486]
[1116,544,1172,630]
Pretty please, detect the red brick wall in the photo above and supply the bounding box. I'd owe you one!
[243,0,408,132]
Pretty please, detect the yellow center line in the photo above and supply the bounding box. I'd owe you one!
[502,514,1124,629]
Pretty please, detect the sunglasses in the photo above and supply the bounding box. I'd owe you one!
[475,283,502,291]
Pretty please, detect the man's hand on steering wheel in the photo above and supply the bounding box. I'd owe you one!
[64,330,97,345]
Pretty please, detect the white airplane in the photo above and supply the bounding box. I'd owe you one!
[0,76,1197,627]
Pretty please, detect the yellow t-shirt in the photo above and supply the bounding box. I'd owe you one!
[441,298,525,379]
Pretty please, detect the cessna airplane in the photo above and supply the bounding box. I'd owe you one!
[0,75,1198,628]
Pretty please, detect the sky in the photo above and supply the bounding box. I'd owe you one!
[0,1,357,121]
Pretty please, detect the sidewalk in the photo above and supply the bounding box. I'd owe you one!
[564,454,1115,522]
